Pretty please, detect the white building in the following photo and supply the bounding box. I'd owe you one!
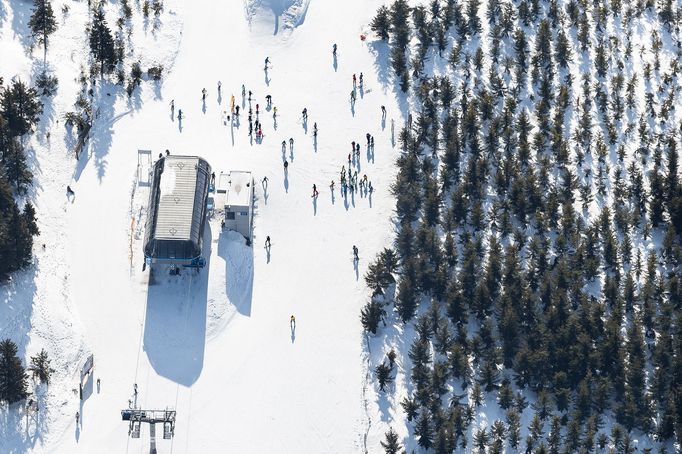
[216,171,253,243]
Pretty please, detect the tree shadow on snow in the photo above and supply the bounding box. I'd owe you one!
[88,81,123,181]
[0,267,40,452]
[142,226,211,386]
[217,230,254,317]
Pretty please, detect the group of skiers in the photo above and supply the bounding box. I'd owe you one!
[160,52,385,331]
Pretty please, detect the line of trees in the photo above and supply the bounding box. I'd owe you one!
[0,77,42,281]
[365,0,681,452]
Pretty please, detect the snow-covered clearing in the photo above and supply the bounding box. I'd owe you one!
[1,0,402,452]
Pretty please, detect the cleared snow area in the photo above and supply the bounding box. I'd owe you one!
[1,0,398,452]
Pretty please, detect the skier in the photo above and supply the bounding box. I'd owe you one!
[366,133,371,145]
[351,141,355,152]
[359,72,363,85]
[313,122,318,137]
[355,143,360,154]
[242,84,246,97]
[332,43,337,55]
[97,378,101,388]
[282,140,287,153]
[211,172,216,185]
[381,105,386,117]
[248,123,253,136]
[248,90,252,101]
[330,180,335,190]
[352,74,356,86]
[76,411,80,424]
[368,181,374,194]
[289,137,294,149]
[283,160,289,171]
[312,184,318,197]
[347,153,351,165]
[266,94,272,105]
[302,108,308,120]
[235,105,240,116]
[350,90,356,103]
[178,109,183,120]
[133,383,138,396]
[170,99,175,113]
[66,185,75,197]
[370,136,374,148]
[290,315,296,327]
[217,81,222,95]
[353,245,359,261]
[165,149,170,156]
[273,106,277,118]
[262,176,269,185]
[202,88,207,101]
[264,57,270,70]
[256,104,259,114]
[265,236,271,248]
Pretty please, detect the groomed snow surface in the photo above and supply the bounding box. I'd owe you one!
[0,0,400,452]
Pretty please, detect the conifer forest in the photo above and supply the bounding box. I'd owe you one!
[364,0,682,452]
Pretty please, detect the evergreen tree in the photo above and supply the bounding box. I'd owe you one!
[376,361,394,391]
[361,300,386,335]
[89,7,116,77]
[28,0,57,59]
[28,348,54,384]
[1,79,43,137]
[380,427,402,454]
[0,339,29,404]
[371,6,391,41]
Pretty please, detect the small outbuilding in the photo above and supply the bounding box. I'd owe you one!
[216,170,253,243]
[143,155,212,268]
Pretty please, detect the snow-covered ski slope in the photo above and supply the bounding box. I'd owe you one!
[0,0,402,452]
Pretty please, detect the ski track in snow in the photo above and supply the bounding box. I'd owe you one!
[1,0,398,452]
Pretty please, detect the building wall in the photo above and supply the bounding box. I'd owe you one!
[225,204,251,239]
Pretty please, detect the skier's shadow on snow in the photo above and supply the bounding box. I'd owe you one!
[178,118,183,133]
[330,188,335,205]
[202,99,206,114]
[381,116,386,130]
[302,118,308,134]
[217,91,222,105]
[360,84,364,98]
[333,54,338,72]
[353,258,359,281]
[262,181,269,205]
[290,324,296,343]
[265,245,271,263]
[350,102,355,116]
[313,136,317,152]
[264,69,271,86]
[313,195,317,215]
[283,172,289,193]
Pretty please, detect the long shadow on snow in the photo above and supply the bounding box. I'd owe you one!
[87,81,122,181]
[217,230,254,317]
[8,0,32,49]
[0,267,41,453]
[142,226,211,386]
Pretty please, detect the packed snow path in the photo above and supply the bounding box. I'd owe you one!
[7,0,401,452]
